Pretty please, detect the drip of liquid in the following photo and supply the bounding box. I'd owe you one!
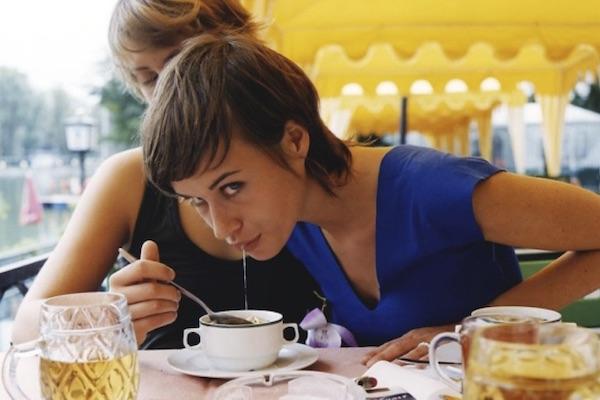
[242,248,248,310]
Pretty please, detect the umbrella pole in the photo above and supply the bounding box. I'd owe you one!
[400,96,408,144]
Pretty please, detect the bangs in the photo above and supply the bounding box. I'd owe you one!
[142,33,352,198]
[142,40,237,194]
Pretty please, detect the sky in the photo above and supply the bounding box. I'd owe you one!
[0,0,119,104]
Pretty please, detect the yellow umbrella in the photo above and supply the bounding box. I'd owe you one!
[346,104,474,155]
[245,0,600,175]
[309,42,598,98]
[309,42,596,170]
[249,0,600,65]
[323,91,522,159]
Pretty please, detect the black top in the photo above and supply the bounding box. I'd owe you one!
[121,183,322,349]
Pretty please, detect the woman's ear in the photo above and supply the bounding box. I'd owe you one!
[281,121,309,159]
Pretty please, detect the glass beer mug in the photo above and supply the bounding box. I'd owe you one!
[463,322,600,399]
[2,292,139,400]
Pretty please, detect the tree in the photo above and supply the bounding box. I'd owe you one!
[0,68,40,159]
[39,88,73,152]
[98,78,145,146]
[0,68,74,159]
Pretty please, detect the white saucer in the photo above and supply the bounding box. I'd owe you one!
[167,343,319,379]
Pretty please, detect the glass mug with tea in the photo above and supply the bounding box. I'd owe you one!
[464,323,600,399]
[429,306,562,392]
[2,292,139,400]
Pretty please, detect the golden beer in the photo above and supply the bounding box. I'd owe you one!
[464,324,600,400]
[40,353,139,400]
[464,364,600,399]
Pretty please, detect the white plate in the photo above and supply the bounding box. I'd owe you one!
[167,343,319,379]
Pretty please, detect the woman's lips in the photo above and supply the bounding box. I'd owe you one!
[236,234,261,252]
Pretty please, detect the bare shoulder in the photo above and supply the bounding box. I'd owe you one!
[88,148,145,200]
[74,147,147,237]
[94,147,144,183]
[349,145,390,171]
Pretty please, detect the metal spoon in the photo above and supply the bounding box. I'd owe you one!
[117,248,252,325]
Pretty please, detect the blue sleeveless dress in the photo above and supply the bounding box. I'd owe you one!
[287,146,522,346]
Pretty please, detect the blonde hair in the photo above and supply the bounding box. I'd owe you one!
[108,0,258,99]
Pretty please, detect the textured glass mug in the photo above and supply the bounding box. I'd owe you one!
[2,292,139,400]
[429,307,562,392]
[429,314,544,392]
[463,323,600,399]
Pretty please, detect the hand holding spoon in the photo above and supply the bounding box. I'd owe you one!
[117,248,252,325]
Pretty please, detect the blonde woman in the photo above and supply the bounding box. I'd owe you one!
[12,0,320,349]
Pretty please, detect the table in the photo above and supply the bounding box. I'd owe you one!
[1,347,371,399]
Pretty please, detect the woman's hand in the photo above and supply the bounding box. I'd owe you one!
[361,324,455,367]
[109,240,181,345]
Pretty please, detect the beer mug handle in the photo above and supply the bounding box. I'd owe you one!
[428,332,462,393]
[2,338,42,400]
[183,327,202,349]
[282,323,299,344]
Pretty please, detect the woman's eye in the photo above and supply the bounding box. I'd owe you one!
[141,74,158,86]
[222,182,243,196]
[134,71,158,86]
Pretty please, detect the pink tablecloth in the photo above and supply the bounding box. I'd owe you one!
[1,347,371,399]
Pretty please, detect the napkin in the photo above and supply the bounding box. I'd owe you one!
[363,361,461,400]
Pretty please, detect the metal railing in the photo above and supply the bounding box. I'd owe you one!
[0,253,49,302]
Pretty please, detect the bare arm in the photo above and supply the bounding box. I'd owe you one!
[473,172,600,309]
[12,149,146,343]
[474,172,600,250]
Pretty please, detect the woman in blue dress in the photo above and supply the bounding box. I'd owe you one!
[141,33,600,366]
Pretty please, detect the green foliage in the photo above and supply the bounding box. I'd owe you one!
[99,78,145,146]
[0,68,39,158]
[0,65,144,159]
[0,68,74,159]
[40,89,72,151]
[572,82,600,114]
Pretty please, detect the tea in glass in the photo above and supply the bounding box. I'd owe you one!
[3,292,139,400]
[463,323,600,399]
[40,353,138,400]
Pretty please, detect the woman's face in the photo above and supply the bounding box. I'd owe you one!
[128,45,181,101]
[170,132,308,261]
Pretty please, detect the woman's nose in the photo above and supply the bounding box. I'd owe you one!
[210,206,241,241]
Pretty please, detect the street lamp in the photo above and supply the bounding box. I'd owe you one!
[65,116,95,193]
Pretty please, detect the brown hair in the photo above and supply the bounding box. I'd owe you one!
[142,33,352,196]
[108,0,258,99]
